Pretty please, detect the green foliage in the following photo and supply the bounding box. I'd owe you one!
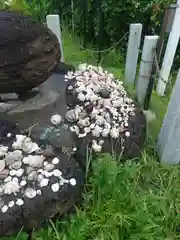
[58,0,175,46]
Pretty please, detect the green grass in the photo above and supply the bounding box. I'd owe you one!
[4,29,180,240]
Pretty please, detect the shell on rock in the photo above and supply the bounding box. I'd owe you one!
[52,157,59,165]
[9,169,17,176]
[70,178,76,186]
[16,199,24,206]
[12,135,26,149]
[16,168,24,177]
[37,189,42,195]
[23,155,45,168]
[77,118,90,128]
[125,131,130,137]
[4,150,23,166]
[1,205,8,213]
[4,176,12,183]
[37,174,44,182]
[92,140,102,152]
[24,188,37,199]
[101,128,110,138]
[51,183,60,192]
[43,171,53,178]
[65,109,79,123]
[4,180,20,195]
[8,201,15,208]
[110,128,119,139]
[53,169,62,177]
[92,125,102,138]
[23,142,40,154]
[44,163,54,172]
[39,178,49,187]
[20,180,27,187]
[11,161,22,170]
[51,114,62,125]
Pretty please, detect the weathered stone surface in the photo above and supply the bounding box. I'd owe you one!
[0,74,68,128]
[0,10,61,94]
[0,74,85,237]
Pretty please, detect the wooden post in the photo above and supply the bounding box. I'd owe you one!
[157,69,180,164]
[46,15,64,62]
[125,23,142,84]
[136,36,159,106]
[156,0,180,96]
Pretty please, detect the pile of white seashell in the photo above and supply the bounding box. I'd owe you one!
[64,63,135,152]
[0,132,76,213]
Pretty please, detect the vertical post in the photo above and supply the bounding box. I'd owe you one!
[125,23,142,84]
[157,69,180,164]
[46,15,64,62]
[136,36,159,106]
[156,0,180,96]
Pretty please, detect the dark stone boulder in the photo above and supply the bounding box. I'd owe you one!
[0,10,74,95]
[0,74,84,237]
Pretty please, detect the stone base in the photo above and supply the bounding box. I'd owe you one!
[0,74,68,130]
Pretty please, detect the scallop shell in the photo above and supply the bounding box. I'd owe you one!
[65,109,79,123]
[24,188,37,199]
[51,114,62,125]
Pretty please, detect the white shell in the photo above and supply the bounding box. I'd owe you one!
[4,176,12,183]
[37,174,44,182]
[43,171,53,178]
[10,169,17,176]
[23,141,40,154]
[53,169,62,177]
[8,201,15,208]
[110,128,119,139]
[51,183,60,192]
[39,178,49,187]
[125,131,130,137]
[23,155,45,168]
[1,205,8,213]
[16,168,24,177]
[24,188,37,199]
[51,114,62,125]
[92,140,102,152]
[0,146,8,158]
[102,128,110,137]
[52,157,59,165]
[4,180,20,195]
[16,199,24,206]
[20,180,27,187]
[37,189,42,195]
[44,163,54,172]
[70,178,76,186]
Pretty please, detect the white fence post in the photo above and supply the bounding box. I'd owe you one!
[125,23,142,85]
[157,69,180,164]
[156,0,180,96]
[136,36,159,106]
[46,15,64,62]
